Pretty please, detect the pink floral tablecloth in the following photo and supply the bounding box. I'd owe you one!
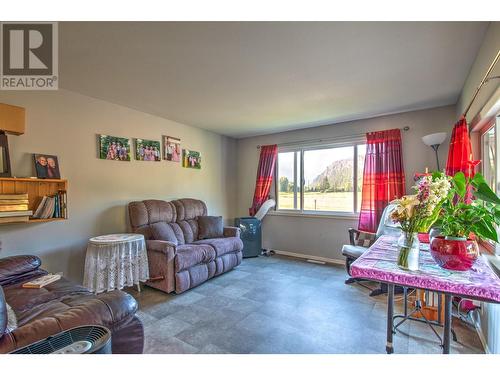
[351,235,500,303]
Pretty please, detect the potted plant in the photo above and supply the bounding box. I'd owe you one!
[391,174,450,270]
[430,171,500,271]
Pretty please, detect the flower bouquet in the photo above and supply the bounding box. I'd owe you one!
[390,174,451,270]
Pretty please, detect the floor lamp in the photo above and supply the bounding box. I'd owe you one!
[422,132,447,171]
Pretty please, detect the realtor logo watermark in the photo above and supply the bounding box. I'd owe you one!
[0,22,58,90]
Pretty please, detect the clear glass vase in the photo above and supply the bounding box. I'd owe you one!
[397,232,420,271]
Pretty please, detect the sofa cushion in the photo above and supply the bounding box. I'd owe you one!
[195,237,243,257]
[128,200,176,232]
[174,244,216,272]
[177,219,199,244]
[198,216,223,240]
[172,199,207,221]
[150,222,178,245]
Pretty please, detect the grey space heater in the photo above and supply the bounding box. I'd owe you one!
[235,199,275,258]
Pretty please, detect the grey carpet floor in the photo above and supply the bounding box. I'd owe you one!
[128,254,484,354]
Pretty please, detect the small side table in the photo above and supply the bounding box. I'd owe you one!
[83,233,149,294]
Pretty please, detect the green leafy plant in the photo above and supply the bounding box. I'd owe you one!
[436,172,500,242]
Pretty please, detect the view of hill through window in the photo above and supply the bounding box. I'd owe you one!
[277,144,366,212]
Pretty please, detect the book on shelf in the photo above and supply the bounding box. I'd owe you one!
[0,210,33,218]
[41,197,55,219]
[0,199,29,205]
[57,190,67,218]
[0,215,30,224]
[54,194,60,218]
[0,204,29,212]
[22,274,62,289]
[32,196,47,218]
[0,193,28,200]
[32,190,67,220]
[61,190,67,218]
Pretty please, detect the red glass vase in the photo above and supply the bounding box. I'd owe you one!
[429,236,479,271]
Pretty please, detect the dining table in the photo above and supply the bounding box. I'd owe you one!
[350,235,500,354]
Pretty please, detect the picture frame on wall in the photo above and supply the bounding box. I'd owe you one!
[135,139,161,161]
[163,136,181,162]
[33,154,61,179]
[182,149,201,169]
[98,134,131,161]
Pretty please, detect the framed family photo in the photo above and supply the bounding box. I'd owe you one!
[33,154,61,179]
[164,136,181,162]
[135,139,161,161]
[182,149,201,169]
[99,135,131,161]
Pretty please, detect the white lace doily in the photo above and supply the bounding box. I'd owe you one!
[83,233,149,293]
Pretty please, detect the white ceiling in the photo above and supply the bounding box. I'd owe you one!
[59,22,488,138]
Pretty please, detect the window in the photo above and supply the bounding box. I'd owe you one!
[481,118,498,194]
[277,151,301,210]
[276,141,366,214]
[480,115,499,255]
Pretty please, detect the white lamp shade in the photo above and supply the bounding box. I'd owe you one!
[422,132,447,147]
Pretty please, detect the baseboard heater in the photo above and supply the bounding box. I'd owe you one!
[306,259,326,265]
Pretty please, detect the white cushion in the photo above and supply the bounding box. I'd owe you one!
[341,244,367,259]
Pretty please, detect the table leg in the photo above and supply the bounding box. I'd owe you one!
[137,282,141,293]
[443,294,452,354]
[438,292,442,324]
[386,283,395,354]
[403,287,408,316]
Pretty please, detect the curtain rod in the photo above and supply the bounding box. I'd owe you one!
[256,126,409,149]
[463,49,500,119]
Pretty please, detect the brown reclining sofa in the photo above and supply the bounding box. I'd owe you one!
[128,198,243,294]
[0,255,144,354]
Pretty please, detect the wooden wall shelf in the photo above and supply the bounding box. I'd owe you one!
[0,177,68,224]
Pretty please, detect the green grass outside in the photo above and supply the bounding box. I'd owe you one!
[278,191,360,212]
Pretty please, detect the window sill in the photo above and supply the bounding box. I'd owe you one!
[267,210,359,220]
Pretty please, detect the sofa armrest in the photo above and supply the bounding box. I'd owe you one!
[0,255,41,285]
[146,240,176,255]
[223,226,241,238]
[144,240,176,293]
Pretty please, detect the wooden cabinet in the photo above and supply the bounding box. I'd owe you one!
[0,103,25,135]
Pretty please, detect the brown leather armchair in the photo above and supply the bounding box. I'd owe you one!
[0,255,144,354]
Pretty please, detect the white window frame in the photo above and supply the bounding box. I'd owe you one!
[479,116,500,255]
[481,117,498,195]
[274,137,365,217]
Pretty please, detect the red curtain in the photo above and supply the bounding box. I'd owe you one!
[249,144,278,216]
[446,117,478,312]
[446,116,476,178]
[358,129,406,233]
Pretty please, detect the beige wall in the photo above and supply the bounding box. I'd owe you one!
[236,105,456,261]
[0,90,237,282]
[457,22,500,120]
